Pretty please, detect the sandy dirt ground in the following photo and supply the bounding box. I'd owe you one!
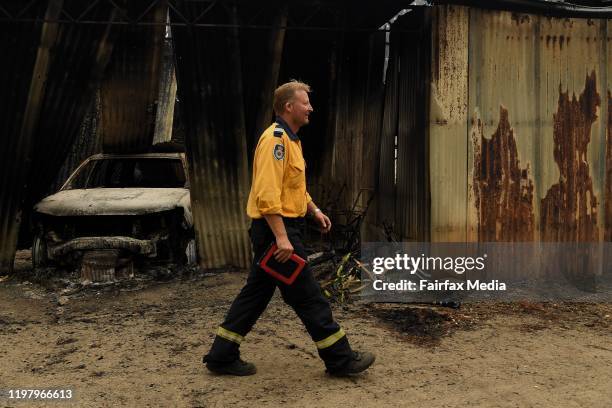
[1,250,611,408]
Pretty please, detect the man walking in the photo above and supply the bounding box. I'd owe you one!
[202,80,375,376]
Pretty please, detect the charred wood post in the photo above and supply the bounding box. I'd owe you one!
[0,0,61,273]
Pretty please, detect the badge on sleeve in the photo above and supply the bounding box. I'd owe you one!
[273,144,285,160]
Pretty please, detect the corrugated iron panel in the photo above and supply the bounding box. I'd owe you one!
[461,7,610,243]
[359,31,387,241]
[0,1,46,272]
[100,0,167,153]
[395,10,430,241]
[377,30,399,227]
[329,34,369,210]
[171,2,251,268]
[467,8,539,242]
[429,5,469,242]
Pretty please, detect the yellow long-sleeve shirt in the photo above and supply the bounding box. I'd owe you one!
[246,121,312,219]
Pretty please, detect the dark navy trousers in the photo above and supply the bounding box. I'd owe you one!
[203,217,353,373]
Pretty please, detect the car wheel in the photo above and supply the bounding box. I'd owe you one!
[32,233,49,269]
[185,238,197,266]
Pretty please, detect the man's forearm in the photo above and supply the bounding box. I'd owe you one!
[306,201,320,217]
[263,214,288,239]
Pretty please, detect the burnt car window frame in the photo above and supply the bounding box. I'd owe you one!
[61,155,188,191]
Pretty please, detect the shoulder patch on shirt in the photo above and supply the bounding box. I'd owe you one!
[273,127,284,137]
[273,143,285,160]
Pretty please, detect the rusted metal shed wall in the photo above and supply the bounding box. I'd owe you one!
[429,5,469,242]
[429,5,610,244]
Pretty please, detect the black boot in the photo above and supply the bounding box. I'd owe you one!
[203,356,257,376]
[328,351,375,377]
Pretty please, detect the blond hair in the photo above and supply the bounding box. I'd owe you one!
[273,80,311,115]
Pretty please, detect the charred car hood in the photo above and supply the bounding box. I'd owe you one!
[34,188,192,219]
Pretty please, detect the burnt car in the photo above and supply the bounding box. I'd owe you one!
[32,153,195,279]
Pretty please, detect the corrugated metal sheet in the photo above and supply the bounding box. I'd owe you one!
[171,2,251,268]
[394,11,430,241]
[428,5,610,245]
[466,8,539,243]
[359,32,387,241]
[329,34,369,211]
[469,9,609,243]
[429,5,469,242]
[0,1,46,272]
[100,0,167,153]
[369,15,432,242]
[377,30,400,228]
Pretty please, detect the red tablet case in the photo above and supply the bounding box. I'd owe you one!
[258,243,306,285]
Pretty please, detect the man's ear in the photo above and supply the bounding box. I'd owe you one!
[284,101,292,113]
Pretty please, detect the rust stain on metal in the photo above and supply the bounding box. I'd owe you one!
[510,13,530,25]
[606,90,612,241]
[472,107,535,241]
[541,72,601,242]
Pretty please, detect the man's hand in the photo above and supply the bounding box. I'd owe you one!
[263,214,294,263]
[314,211,332,233]
[274,234,294,263]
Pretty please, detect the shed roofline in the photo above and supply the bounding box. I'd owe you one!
[433,0,612,18]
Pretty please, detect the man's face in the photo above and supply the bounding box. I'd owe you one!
[286,90,313,127]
